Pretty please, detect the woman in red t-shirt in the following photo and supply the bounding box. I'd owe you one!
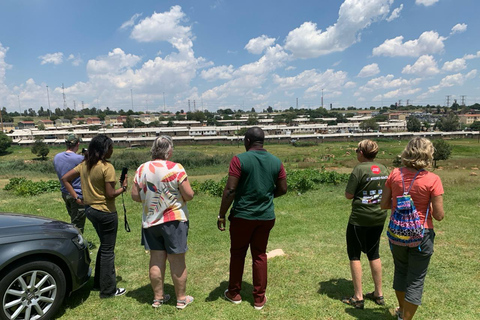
[381,137,445,320]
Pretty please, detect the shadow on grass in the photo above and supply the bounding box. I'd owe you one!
[127,283,175,305]
[205,280,254,304]
[318,278,352,300]
[56,280,95,318]
[318,278,392,319]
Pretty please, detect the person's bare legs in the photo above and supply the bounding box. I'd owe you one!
[167,253,187,301]
[369,258,383,297]
[150,250,167,300]
[350,260,363,300]
[395,290,419,320]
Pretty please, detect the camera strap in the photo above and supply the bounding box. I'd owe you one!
[121,192,130,232]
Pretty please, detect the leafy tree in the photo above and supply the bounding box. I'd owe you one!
[266,106,273,113]
[37,123,46,131]
[31,138,50,160]
[406,116,421,132]
[470,121,480,131]
[359,118,379,132]
[422,121,431,131]
[0,132,12,154]
[123,116,135,128]
[246,115,258,125]
[432,139,451,168]
[374,114,388,122]
[436,112,460,132]
[1,107,14,122]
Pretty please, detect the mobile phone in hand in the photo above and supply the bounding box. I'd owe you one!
[120,167,128,183]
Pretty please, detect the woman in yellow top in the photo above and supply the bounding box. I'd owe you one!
[62,134,128,298]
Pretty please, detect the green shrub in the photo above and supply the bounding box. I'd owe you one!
[4,177,60,196]
[287,169,349,193]
[0,160,56,175]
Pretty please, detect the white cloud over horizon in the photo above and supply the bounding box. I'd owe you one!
[415,0,439,6]
[373,31,446,57]
[402,55,439,76]
[358,63,380,78]
[39,52,64,65]
[245,35,276,54]
[284,0,393,58]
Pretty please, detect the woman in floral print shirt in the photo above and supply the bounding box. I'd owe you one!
[132,135,195,310]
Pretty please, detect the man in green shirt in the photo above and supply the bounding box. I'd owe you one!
[217,127,287,310]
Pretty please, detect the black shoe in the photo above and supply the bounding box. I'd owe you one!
[115,288,126,296]
[341,296,364,309]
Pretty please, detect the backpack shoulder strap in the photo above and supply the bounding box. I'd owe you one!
[400,168,423,195]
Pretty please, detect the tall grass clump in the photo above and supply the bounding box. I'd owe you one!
[0,159,56,175]
[171,151,233,167]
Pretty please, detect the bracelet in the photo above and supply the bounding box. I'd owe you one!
[75,196,80,201]
[122,186,127,192]
[217,215,225,220]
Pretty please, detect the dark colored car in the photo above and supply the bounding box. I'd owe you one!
[0,212,91,320]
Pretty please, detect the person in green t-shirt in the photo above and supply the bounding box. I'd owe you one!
[341,139,389,309]
[217,127,287,310]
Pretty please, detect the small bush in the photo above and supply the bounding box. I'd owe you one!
[4,177,60,196]
[287,168,349,193]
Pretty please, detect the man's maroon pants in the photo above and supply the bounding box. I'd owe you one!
[228,217,275,304]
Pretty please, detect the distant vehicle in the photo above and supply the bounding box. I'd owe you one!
[0,212,91,320]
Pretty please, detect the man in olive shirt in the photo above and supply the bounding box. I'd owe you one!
[217,127,287,310]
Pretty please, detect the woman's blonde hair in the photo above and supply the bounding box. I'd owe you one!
[401,137,434,169]
[357,139,379,159]
[151,135,173,160]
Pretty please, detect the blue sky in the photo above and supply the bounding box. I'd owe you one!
[0,0,479,113]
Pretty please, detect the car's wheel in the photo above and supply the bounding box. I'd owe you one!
[0,260,66,320]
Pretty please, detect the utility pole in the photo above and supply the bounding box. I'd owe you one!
[46,86,51,117]
[163,92,166,113]
[62,83,67,109]
[17,95,21,115]
[0,107,4,133]
[321,89,324,109]
[130,89,134,113]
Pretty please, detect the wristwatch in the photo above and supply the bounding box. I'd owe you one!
[122,186,127,192]
[217,215,225,220]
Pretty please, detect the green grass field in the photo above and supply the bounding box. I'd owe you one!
[0,139,479,319]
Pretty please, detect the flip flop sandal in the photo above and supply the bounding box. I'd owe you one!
[341,296,364,309]
[176,295,194,310]
[152,294,171,308]
[364,291,385,305]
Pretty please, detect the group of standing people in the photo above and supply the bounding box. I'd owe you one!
[54,127,286,311]
[54,129,444,319]
[343,137,444,320]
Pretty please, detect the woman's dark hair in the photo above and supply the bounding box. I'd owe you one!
[85,134,113,171]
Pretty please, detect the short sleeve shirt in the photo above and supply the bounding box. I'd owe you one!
[134,160,189,228]
[386,168,444,229]
[227,149,286,220]
[74,161,116,213]
[53,151,84,196]
[345,162,389,226]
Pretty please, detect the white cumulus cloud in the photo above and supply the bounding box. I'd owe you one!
[415,0,439,6]
[130,6,192,53]
[39,52,64,65]
[68,54,83,66]
[402,55,439,76]
[387,4,403,22]
[200,65,234,81]
[358,63,380,78]
[373,31,446,57]
[450,23,467,35]
[120,13,142,30]
[245,35,276,54]
[284,0,393,58]
[0,43,12,83]
[442,58,467,72]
